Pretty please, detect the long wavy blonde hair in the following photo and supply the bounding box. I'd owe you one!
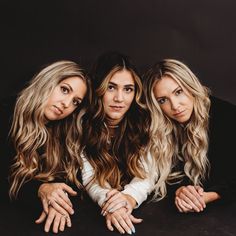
[143,59,211,201]
[82,52,150,189]
[9,60,91,199]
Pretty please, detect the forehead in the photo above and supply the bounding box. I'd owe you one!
[109,70,135,85]
[154,75,180,96]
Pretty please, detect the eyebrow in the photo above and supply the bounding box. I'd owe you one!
[62,82,83,101]
[172,86,181,94]
[156,86,181,99]
[108,81,135,87]
[63,82,73,92]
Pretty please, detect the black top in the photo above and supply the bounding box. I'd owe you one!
[167,96,236,202]
[0,96,83,214]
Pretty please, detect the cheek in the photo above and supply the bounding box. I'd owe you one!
[161,105,171,116]
[126,94,135,106]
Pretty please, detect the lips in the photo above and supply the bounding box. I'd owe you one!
[173,110,185,117]
[53,105,63,115]
[109,105,124,111]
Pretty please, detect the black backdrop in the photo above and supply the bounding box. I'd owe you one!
[1,0,236,104]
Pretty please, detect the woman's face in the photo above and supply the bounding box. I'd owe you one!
[102,70,135,125]
[44,76,87,121]
[153,75,194,124]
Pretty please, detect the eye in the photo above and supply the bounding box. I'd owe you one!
[72,99,81,107]
[61,86,69,94]
[175,89,183,96]
[157,98,167,105]
[107,85,115,91]
[124,87,134,93]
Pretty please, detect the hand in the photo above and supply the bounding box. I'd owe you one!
[101,189,136,216]
[35,207,71,233]
[175,185,206,213]
[38,183,77,215]
[105,207,142,234]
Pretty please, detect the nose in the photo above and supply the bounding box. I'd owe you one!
[61,97,71,108]
[170,98,180,110]
[114,90,124,102]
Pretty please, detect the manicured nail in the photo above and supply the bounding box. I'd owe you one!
[132,226,136,233]
[128,229,132,235]
[108,208,113,213]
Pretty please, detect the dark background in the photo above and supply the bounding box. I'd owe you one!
[1,0,236,104]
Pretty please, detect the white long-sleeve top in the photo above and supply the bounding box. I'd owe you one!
[81,152,155,208]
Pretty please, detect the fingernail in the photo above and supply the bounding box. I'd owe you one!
[128,229,132,234]
[132,226,136,233]
[108,208,113,213]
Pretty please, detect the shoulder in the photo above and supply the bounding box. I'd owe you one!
[209,96,236,118]
[209,96,236,133]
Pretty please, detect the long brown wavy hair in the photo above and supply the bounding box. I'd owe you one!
[9,60,91,199]
[82,52,150,189]
[143,59,211,200]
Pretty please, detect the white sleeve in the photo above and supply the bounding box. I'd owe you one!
[81,156,111,207]
[121,151,155,208]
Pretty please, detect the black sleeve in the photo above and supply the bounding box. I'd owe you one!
[205,97,236,202]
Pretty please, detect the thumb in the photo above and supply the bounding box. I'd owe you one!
[63,184,78,196]
[129,215,143,224]
[35,211,46,224]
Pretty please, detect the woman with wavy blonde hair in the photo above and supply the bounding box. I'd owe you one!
[143,58,236,213]
[0,60,91,233]
[82,51,154,234]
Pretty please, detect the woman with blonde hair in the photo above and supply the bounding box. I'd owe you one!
[143,59,236,213]
[0,60,91,233]
[82,51,154,234]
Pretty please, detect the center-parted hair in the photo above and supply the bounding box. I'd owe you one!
[9,60,91,198]
[82,51,150,189]
[143,59,211,201]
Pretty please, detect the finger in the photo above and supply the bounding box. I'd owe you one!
[108,201,129,213]
[62,183,78,196]
[120,213,136,234]
[195,186,206,207]
[44,210,55,232]
[51,200,74,215]
[129,214,143,224]
[105,189,119,201]
[35,211,46,224]
[185,186,205,210]
[66,215,72,228]
[59,215,66,232]
[176,197,193,213]
[42,198,49,214]
[103,196,126,212]
[175,198,183,212]
[106,218,114,232]
[178,189,202,212]
[176,197,188,212]
[102,192,123,214]
[176,196,193,210]
[111,217,126,234]
[59,190,73,207]
[52,213,61,234]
